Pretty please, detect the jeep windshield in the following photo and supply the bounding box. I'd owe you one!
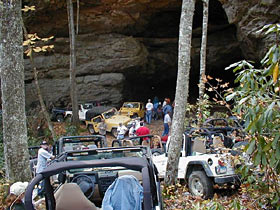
[54,136,105,156]
[83,103,93,109]
[66,147,146,162]
[123,102,139,108]
[103,108,117,119]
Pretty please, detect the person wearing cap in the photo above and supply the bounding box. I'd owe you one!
[36,141,55,196]
[5,182,28,210]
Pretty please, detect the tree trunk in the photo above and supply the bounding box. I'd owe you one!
[0,0,32,181]
[164,0,195,185]
[22,24,57,144]
[67,0,79,126]
[198,0,209,126]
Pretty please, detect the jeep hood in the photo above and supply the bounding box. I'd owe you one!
[106,115,131,126]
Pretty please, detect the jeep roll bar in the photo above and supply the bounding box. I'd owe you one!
[25,157,153,210]
[53,135,106,156]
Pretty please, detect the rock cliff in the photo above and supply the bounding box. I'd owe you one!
[21,0,280,107]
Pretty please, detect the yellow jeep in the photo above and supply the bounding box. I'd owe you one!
[85,107,132,137]
[119,102,145,118]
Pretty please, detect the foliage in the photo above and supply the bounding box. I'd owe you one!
[225,24,280,209]
[186,94,211,127]
[162,183,253,210]
[65,124,78,136]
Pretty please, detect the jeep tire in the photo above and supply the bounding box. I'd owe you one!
[88,125,95,134]
[188,170,213,199]
[56,114,64,122]
[112,140,122,147]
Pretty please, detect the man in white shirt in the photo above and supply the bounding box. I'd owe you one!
[145,99,153,124]
[162,111,171,136]
[117,123,127,140]
[36,141,55,196]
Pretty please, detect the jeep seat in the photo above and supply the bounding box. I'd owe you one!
[55,183,99,210]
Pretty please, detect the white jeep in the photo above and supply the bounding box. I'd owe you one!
[65,103,94,121]
[153,130,240,198]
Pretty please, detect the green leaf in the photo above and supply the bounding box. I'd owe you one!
[247,139,256,154]
[238,96,250,105]
[225,92,237,101]
[261,154,267,166]
[265,25,276,35]
[272,134,280,149]
[254,152,262,165]
[263,142,271,152]
[225,61,242,71]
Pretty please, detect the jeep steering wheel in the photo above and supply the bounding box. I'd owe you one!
[71,174,95,199]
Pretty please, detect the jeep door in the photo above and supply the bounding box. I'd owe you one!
[92,116,102,133]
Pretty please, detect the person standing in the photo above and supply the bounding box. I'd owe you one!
[145,99,153,124]
[163,99,172,116]
[129,123,137,137]
[98,119,108,147]
[36,141,55,196]
[136,122,151,144]
[162,111,171,136]
[117,123,127,140]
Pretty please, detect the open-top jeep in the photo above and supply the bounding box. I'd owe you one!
[53,135,106,156]
[153,129,240,198]
[85,107,132,137]
[119,102,145,118]
[24,146,163,210]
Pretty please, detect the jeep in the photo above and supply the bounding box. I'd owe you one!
[119,102,145,119]
[25,146,163,210]
[152,129,240,198]
[85,108,132,137]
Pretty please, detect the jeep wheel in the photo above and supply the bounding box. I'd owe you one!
[111,128,118,138]
[56,114,64,122]
[132,113,138,119]
[88,125,95,134]
[188,170,213,199]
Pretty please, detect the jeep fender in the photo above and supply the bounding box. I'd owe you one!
[185,161,213,180]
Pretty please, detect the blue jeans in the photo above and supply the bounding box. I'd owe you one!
[146,110,152,124]
[162,123,169,136]
[117,134,124,140]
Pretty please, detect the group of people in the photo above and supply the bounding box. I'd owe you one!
[117,121,150,141]
[145,97,173,136]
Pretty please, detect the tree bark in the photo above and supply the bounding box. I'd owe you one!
[0,0,32,181]
[67,0,79,126]
[198,0,209,99]
[198,0,209,126]
[164,0,195,185]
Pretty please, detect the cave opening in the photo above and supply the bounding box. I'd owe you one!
[123,0,244,104]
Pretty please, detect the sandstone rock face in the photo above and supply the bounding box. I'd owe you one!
[25,34,148,107]
[220,0,280,60]
[21,0,279,107]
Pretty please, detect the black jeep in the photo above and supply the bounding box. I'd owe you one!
[24,146,163,210]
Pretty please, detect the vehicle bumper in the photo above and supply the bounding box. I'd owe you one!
[214,174,240,185]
